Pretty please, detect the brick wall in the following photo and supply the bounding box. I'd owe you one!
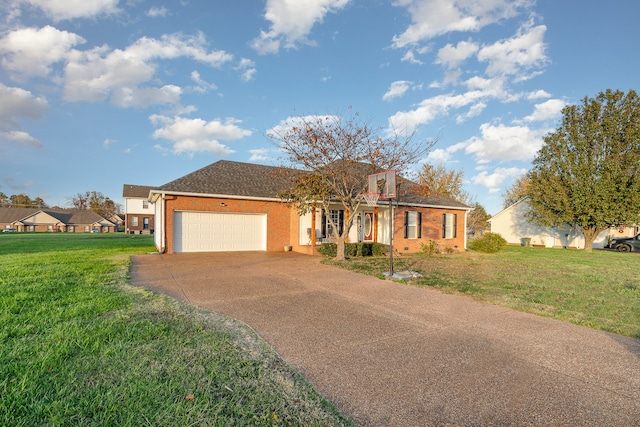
[163,195,291,254]
[394,206,466,253]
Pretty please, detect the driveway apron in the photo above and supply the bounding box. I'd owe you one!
[130,252,640,426]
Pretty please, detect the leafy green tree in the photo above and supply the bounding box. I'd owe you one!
[10,194,32,208]
[527,89,640,252]
[269,110,435,261]
[417,162,469,203]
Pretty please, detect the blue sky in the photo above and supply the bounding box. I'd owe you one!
[1,0,638,215]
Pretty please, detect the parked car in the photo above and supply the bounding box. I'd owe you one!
[91,228,100,233]
[610,233,640,252]
[3,227,17,232]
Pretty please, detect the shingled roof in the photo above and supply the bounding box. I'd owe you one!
[157,160,470,209]
[0,207,115,226]
[123,184,157,198]
[158,160,298,199]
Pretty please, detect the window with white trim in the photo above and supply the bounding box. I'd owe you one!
[404,211,422,239]
[132,216,138,227]
[442,213,457,239]
[323,210,344,238]
[143,200,149,209]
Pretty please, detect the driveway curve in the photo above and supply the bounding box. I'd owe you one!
[130,252,640,426]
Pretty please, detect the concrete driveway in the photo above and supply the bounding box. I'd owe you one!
[130,252,640,426]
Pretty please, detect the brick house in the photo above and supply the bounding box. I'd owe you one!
[0,207,116,232]
[150,160,470,254]
[122,184,156,234]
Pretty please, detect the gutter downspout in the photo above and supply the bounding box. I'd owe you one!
[160,192,167,254]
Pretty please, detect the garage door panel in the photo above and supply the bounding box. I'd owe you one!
[174,212,266,253]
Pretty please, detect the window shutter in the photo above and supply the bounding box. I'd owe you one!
[404,211,409,238]
[442,213,446,238]
[453,214,457,238]
[417,212,422,238]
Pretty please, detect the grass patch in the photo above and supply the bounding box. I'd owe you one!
[0,233,351,426]
[324,246,640,338]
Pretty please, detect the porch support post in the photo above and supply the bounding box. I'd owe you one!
[311,207,317,246]
[373,207,379,243]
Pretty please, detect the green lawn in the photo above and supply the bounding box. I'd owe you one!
[0,233,351,426]
[326,246,640,338]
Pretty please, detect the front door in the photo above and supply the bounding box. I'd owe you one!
[363,211,374,242]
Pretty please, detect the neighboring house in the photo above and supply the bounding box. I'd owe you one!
[489,198,638,249]
[123,184,156,234]
[149,160,471,254]
[0,207,116,233]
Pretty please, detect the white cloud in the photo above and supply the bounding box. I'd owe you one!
[189,70,217,93]
[392,0,531,48]
[524,99,566,122]
[388,90,485,134]
[0,84,49,126]
[400,50,424,64]
[472,166,527,192]
[0,26,85,78]
[22,0,120,21]
[149,115,252,155]
[0,130,42,149]
[464,122,546,163]
[477,22,547,78]
[526,90,551,100]
[146,6,169,17]
[248,148,269,162]
[0,83,48,147]
[251,0,351,54]
[383,80,411,101]
[236,58,257,82]
[424,141,467,164]
[436,39,479,69]
[455,102,486,123]
[63,33,233,107]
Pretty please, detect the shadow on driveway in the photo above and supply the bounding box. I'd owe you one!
[130,252,640,426]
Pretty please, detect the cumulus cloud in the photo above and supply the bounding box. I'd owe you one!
[383,80,412,101]
[236,58,257,82]
[22,0,120,21]
[472,167,528,192]
[392,0,531,48]
[63,33,233,106]
[0,25,85,78]
[248,148,270,162]
[251,0,351,54]
[523,99,566,122]
[0,84,47,149]
[464,122,547,163]
[388,90,485,134]
[149,115,252,156]
[477,22,547,78]
[436,40,479,69]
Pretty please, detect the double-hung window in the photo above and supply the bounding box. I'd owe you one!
[323,210,344,238]
[404,211,422,239]
[442,213,457,239]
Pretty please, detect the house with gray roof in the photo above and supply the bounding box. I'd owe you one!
[123,184,156,234]
[0,207,116,233]
[149,160,471,254]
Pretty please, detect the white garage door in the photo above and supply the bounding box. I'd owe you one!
[174,211,267,253]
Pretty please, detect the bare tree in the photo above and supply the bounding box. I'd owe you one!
[268,110,436,260]
[70,191,118,218]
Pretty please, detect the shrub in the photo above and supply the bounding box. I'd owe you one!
[318,242,387,257]
[468,232,507,253]
[419,240,439,255]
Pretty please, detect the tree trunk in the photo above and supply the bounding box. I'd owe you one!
[335,236,346,261]
[582,226,603,253]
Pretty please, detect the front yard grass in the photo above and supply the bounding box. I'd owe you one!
[325,246,640,338]
[0,233,351,426]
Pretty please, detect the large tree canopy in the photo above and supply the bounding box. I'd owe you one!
[268,111,436,260]
[527,89,640,252]
[417,162,469,204]
[70,191,119,218]
[501,175,530,209]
